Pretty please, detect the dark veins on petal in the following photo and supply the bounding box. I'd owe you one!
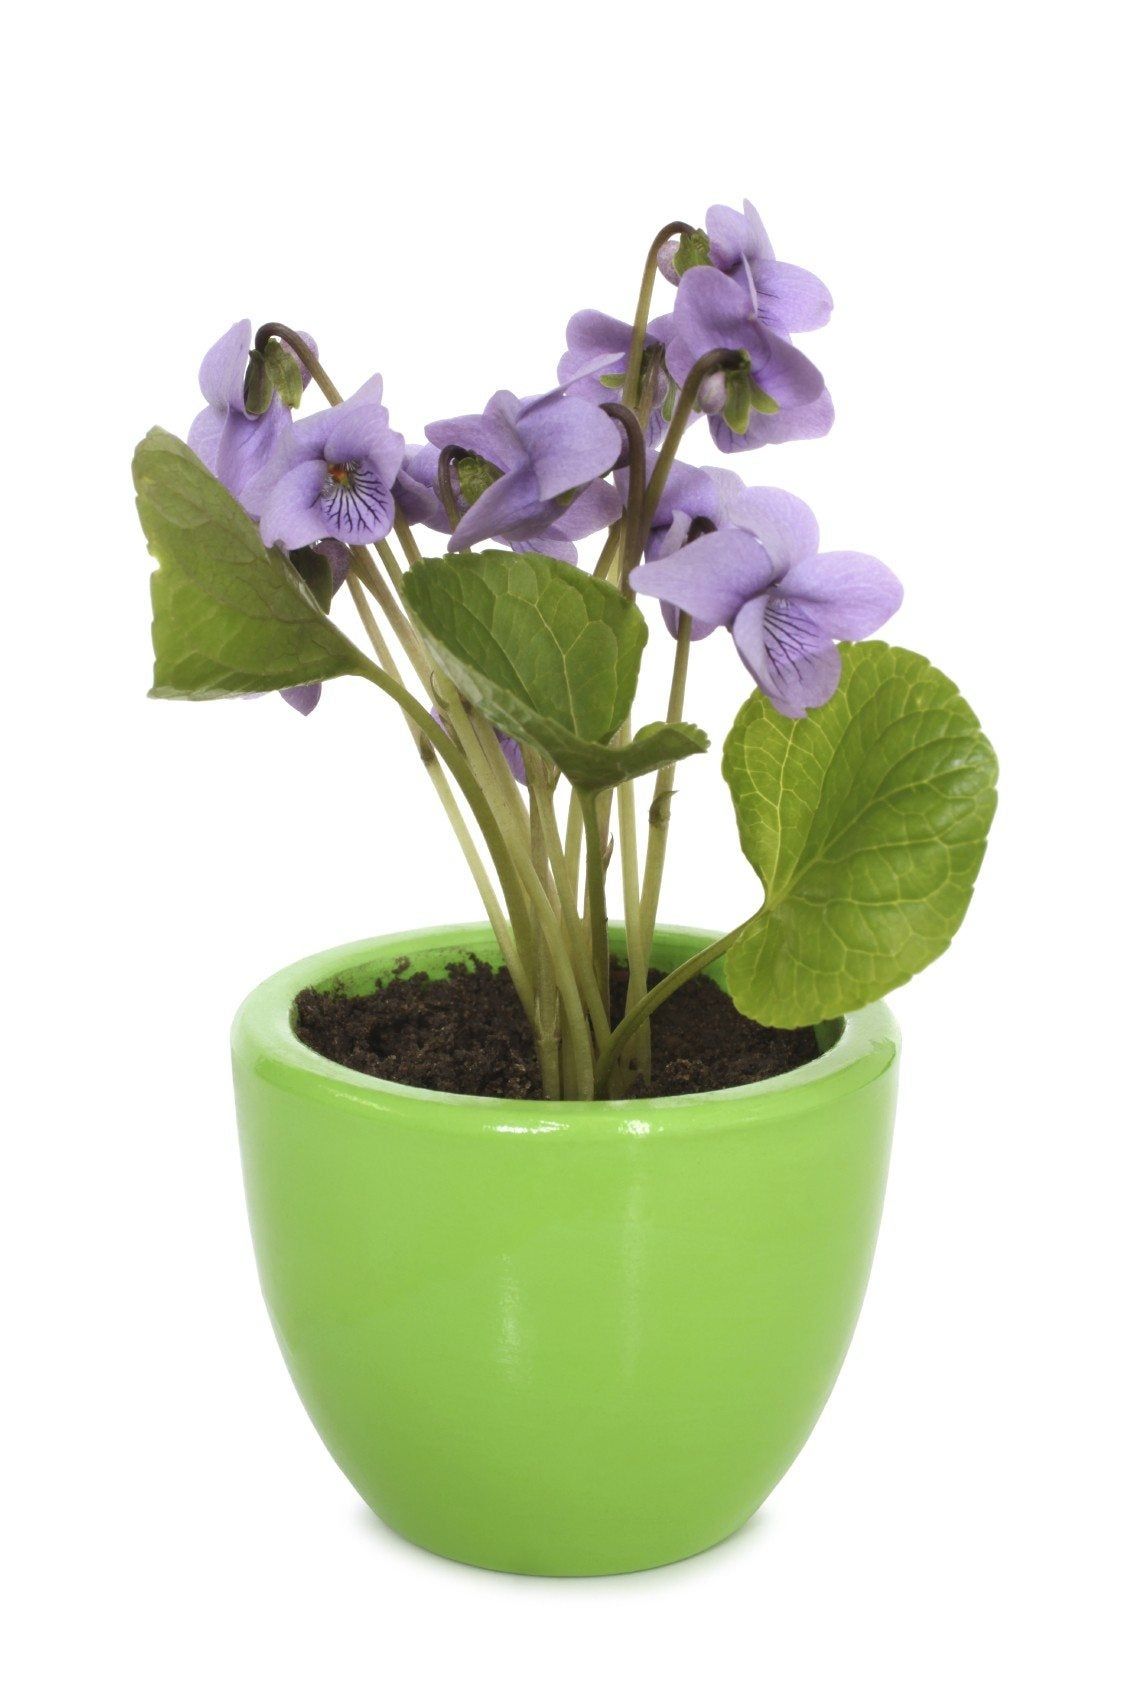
[763,599,822,687]
[321,460,390,533]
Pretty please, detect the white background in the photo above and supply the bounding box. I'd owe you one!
[4,1,1129,1689]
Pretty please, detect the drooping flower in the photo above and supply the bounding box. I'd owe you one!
[188,320,289,508]
[666,266,831,453]
[252,376,405,550]
[278,538,352,715]
[394,444,448,530]
[631,488,901,717]
[662,199,832,338]
[424,390,623,562]
[557,310,674,445]
[635,459,746,638]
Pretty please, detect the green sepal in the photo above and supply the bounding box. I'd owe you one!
[455,454,503,507]
[242,349,273,417]
[264,338,305,410]
[672,228,711,276]
[722,370,753,435]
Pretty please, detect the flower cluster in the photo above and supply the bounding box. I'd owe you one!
[187,196,893,721]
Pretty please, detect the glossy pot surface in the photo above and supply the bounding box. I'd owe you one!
[233,924,899,1575]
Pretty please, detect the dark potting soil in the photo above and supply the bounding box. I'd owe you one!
[293,958,821,1100]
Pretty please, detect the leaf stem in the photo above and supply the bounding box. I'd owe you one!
[593,921,752,1098]
[529,780,612,1046]
[580,790,610,1020]
[636,611,692,976]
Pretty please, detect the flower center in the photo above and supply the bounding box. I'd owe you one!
[320,458,388,533]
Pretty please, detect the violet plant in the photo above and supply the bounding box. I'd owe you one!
[133,200,997,1100]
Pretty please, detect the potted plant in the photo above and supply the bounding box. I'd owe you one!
[133,197,997,1576]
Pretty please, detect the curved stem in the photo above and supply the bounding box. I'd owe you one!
[436,446,463,530]
[600,402,647,583]
[253,322,342,407]
[642,348,745,533]
[593,922,751,1098]
[622,220,695,410]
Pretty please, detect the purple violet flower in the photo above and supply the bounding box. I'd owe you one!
[635,459,742,639]
[631,488,902,717]
[557,310,674,446]
[667,266,831,453]
[662,199,833,338]
[188,320,289,509]
[252,376,405,551]
[425,390,623,563]
[395,444,448,531]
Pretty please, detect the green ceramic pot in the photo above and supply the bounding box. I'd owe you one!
[233,923,899,1576]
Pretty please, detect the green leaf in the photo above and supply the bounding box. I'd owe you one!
[722,642,998,1025]
[402,550,708,789]
[134,428,378,700]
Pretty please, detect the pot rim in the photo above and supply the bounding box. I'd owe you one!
[231,922,899,1134]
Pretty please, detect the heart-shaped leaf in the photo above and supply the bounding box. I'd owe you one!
[723,642,997,1025]
[134,429,378,700]
[403,550,707,788]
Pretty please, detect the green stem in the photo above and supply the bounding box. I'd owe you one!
[527,762,561,1099]
[591,525,623,584]
[594,922,751,1098]
[622,220,695,410]
[641,348,746,533]
[600,403,647,582]
[352,615,595,1093]
[564,790,583,904]
[637,612,692,972]
[347,571,533,1020]
[529,780,612,1047]
[580,790,610,1019]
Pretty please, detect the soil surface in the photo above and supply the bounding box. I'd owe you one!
[294,958,821,1100]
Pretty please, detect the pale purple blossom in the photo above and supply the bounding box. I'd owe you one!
[395,444,448,530]
[631,488,902,717]
[667,266,831,453]
[188,320,288,510]
[557,310,674,445]
[662,199,832,338]
[251,376,405,550]
[424,390,623,563]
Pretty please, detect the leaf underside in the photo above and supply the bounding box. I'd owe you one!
[134,428,375,700]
